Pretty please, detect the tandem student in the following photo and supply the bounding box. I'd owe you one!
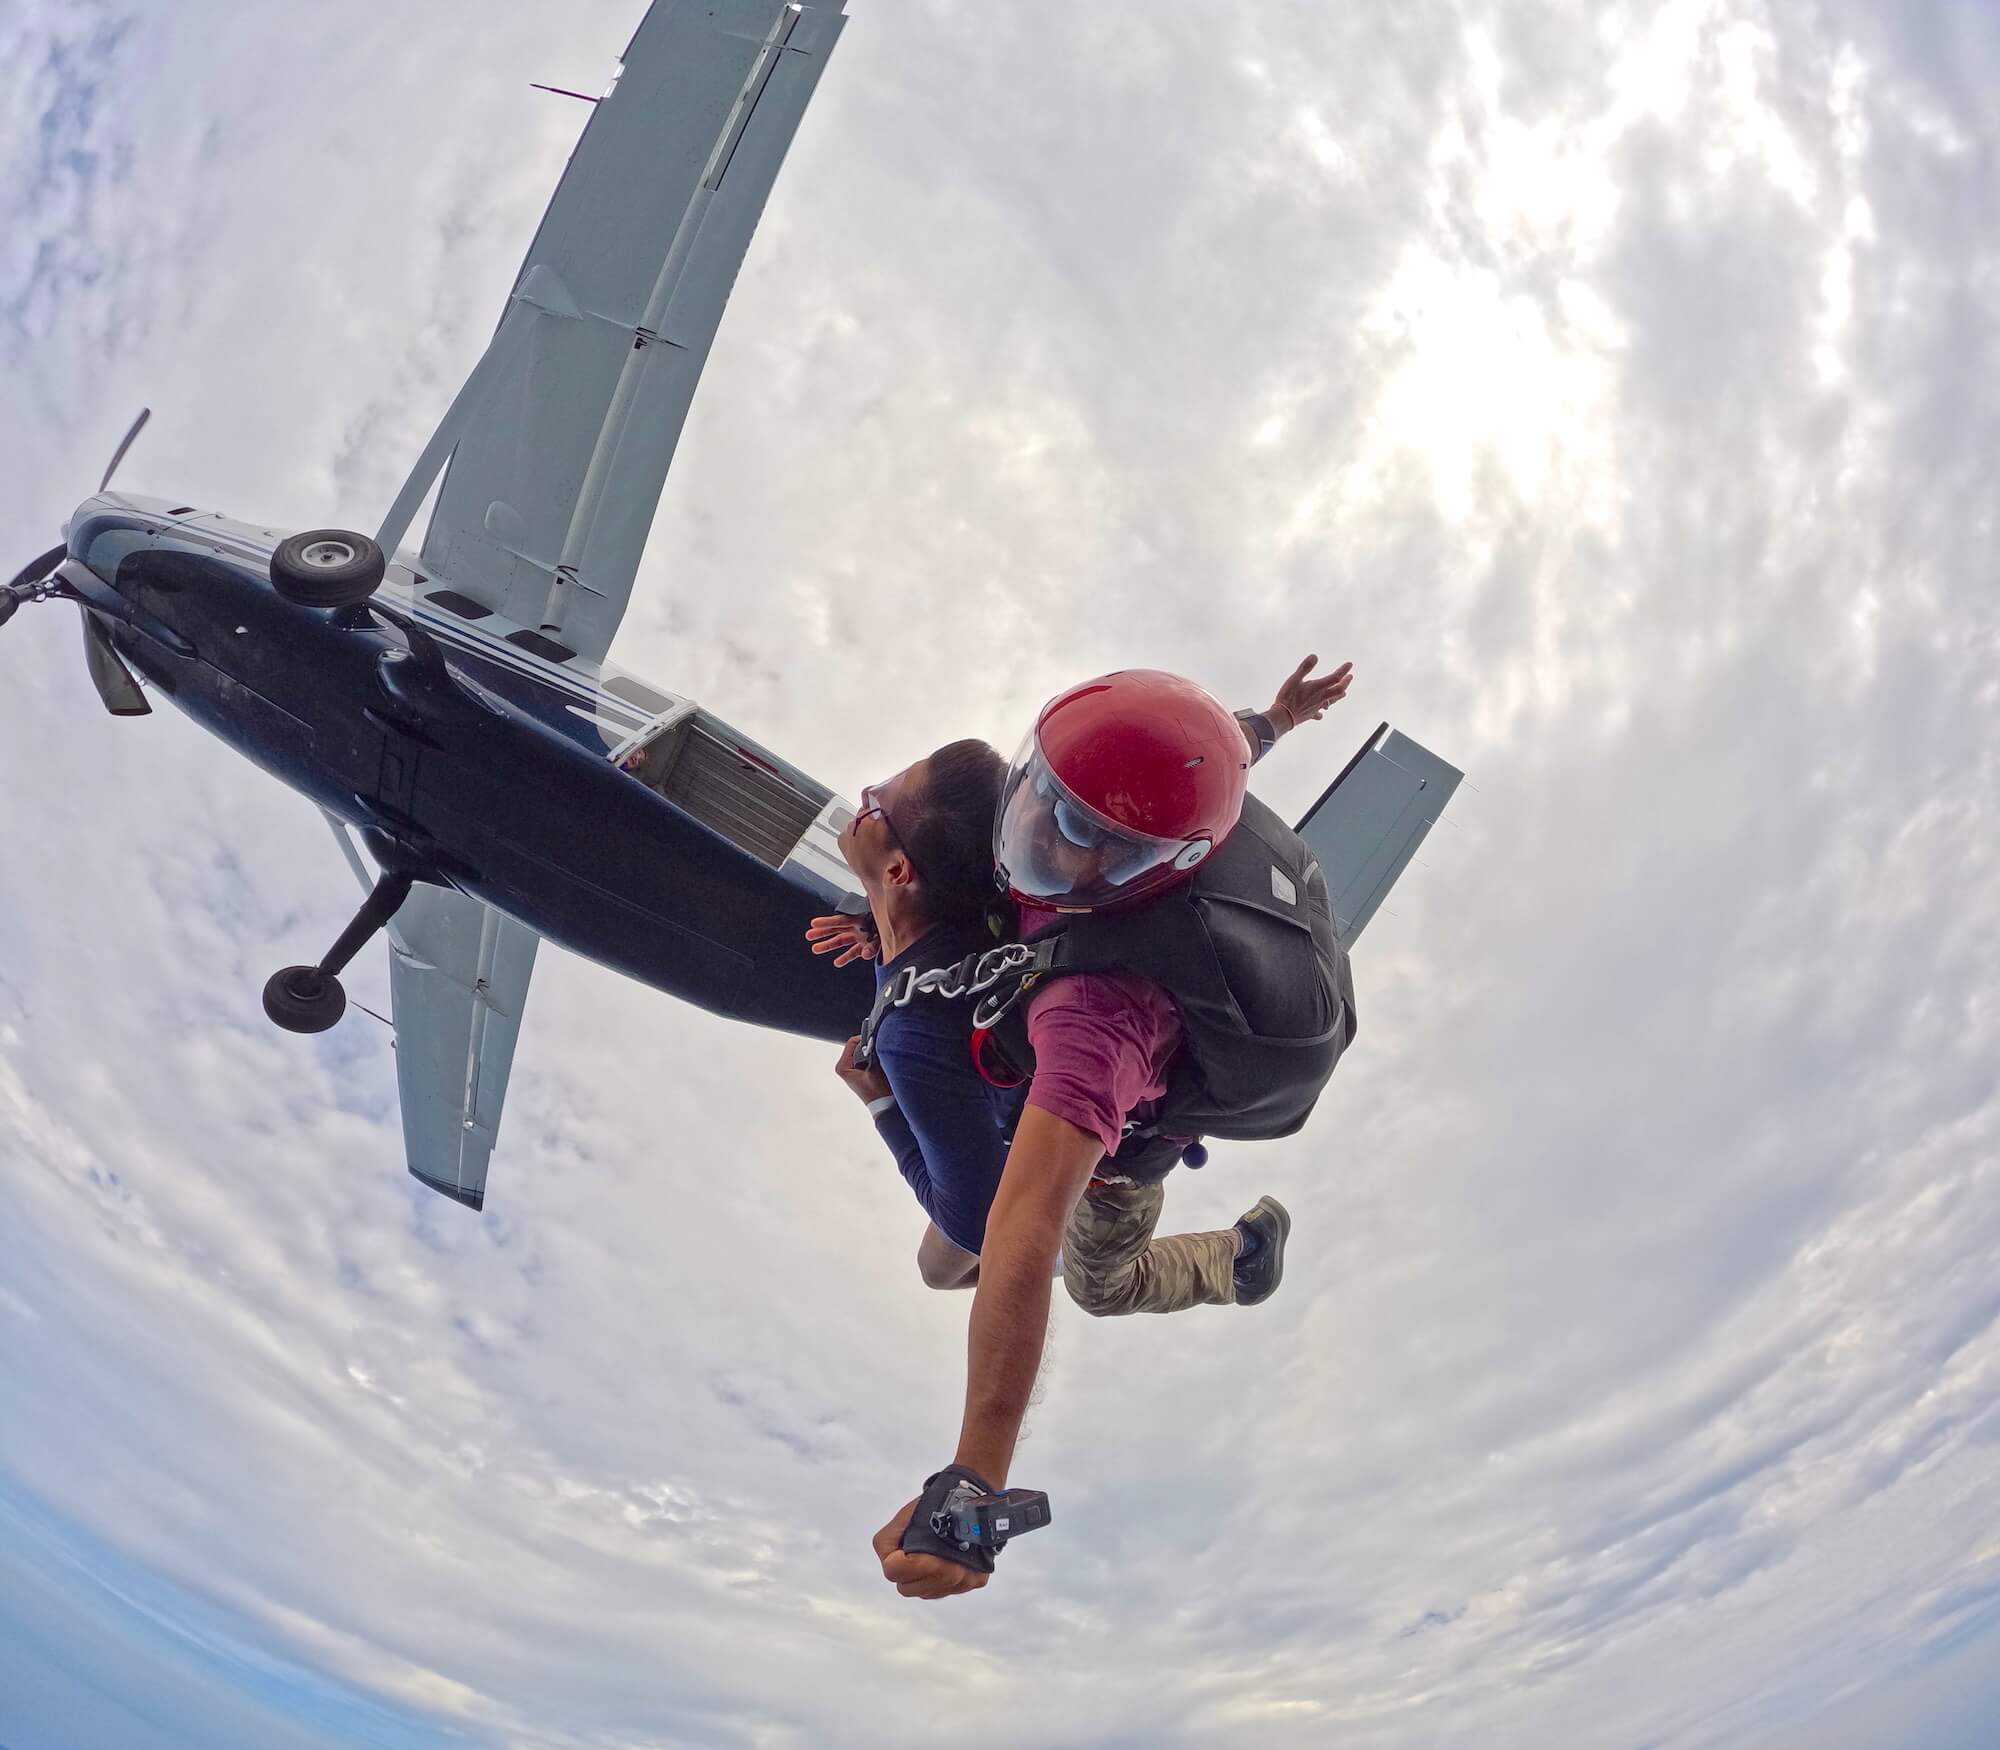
[809,740,1024,1289]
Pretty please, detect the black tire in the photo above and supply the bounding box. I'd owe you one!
[0,594,17,631]
[262,965,347,1034]
[270,529,386,609]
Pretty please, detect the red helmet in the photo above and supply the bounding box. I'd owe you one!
[994,670,1249,911]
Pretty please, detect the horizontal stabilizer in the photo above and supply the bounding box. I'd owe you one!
[1294,723,1462,947]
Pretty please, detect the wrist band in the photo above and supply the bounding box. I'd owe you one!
[900,1465,1000,1574]
[866,1094,898,1118]
[1236,708,1279,761]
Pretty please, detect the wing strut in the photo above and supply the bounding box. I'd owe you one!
[373,286,563,564]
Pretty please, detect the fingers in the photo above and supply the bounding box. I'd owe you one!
[900,1568,988,1599]
[1302,660,1354,717]
[1288,653,1318,685]
[879,1550,988,1599]
[807,917,877,963]
[874,1499,988,1600]
[873,1498,919,1557]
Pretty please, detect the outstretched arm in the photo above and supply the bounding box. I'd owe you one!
[1238,655,1354,760]
[872,1102,1102,1600]
[953,1104,1102,1482]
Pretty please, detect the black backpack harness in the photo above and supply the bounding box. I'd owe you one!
[852,794,1357,1175]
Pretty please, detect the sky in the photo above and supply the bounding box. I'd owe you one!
[2,0,1998,1745]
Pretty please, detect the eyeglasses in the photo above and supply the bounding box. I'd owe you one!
[857,782,900,838]
[858,773,924,881]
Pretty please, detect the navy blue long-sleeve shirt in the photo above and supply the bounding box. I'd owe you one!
[869,923,1025,1255]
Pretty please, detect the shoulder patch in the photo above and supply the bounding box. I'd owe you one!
[1270,865,1298,906]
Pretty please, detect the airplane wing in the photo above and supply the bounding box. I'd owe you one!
[319,809,539,1210]
[377,0,849,665]
[1294,723,1463,948]
[385,885,542,1212]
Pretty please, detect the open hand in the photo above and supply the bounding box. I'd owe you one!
[1268,654,1353,732]
[806,913,878,967]
[872,1498,990,1601]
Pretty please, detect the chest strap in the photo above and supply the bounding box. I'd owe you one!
[851,939,1058,1072]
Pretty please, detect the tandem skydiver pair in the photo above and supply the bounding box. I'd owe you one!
[805,655,1359,1600]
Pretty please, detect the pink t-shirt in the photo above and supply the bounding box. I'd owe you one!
[1018,903,1184,1159]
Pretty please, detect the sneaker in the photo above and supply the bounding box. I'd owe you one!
[1232,1195,1291,1306]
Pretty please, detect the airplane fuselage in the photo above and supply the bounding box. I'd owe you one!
[64,496,876,1044]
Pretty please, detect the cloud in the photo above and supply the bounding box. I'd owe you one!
[3,0,1999,1745]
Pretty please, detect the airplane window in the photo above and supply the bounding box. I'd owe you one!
[507,629,576,663]
[603,676,676,715]
[426,589,493,621]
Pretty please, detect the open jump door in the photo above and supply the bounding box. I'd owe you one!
[1295,722,1463,948]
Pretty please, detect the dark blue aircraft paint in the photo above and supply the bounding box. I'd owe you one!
[68,511,876,1044]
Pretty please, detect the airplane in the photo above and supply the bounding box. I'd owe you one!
[3,0,1461,1214]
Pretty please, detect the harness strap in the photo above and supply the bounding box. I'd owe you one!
[850,940,1050,1072]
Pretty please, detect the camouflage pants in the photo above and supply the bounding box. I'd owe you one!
[1062,1177,1238,1316]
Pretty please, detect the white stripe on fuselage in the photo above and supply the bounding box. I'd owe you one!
[148,509,646,733]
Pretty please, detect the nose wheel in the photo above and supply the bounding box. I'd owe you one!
[263,966,348,1033]
[263,870,413,1035]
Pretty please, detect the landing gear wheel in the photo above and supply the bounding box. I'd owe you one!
[270,529,386,609]
[0,594,17,630]
[262,965,347,1034]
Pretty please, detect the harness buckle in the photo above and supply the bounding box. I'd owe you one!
[859,940,1044,1061]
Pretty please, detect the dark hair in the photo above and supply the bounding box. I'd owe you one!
[900,739,1014,933]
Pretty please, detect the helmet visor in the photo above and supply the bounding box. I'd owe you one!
[994,736,1203,910]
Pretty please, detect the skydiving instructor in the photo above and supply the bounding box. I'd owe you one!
[844,656,1356,1600]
